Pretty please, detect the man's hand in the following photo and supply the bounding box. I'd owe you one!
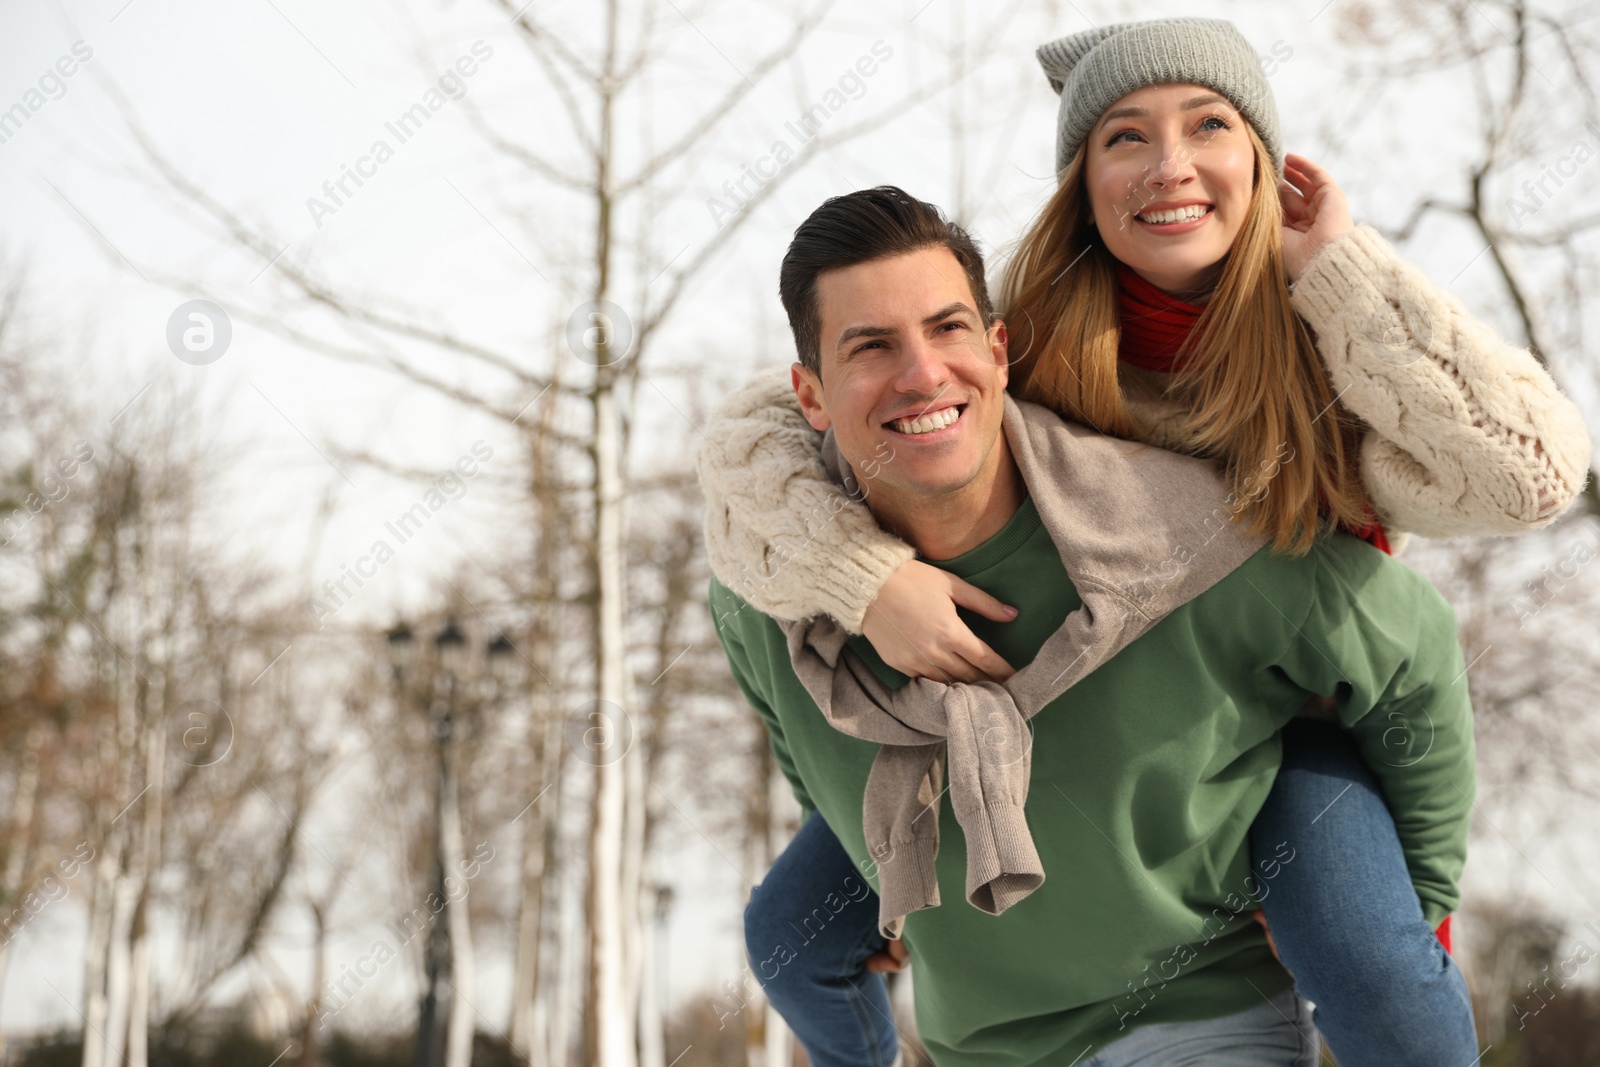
[861,560,1018,683]
[866,938,910,973]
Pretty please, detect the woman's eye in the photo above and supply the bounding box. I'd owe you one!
[1106,129,1143,146]
[1197,116,1231,133]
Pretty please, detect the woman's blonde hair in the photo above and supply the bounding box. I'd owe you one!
[1001,126,1371,553]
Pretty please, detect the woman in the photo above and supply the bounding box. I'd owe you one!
[710,18,1590,1067]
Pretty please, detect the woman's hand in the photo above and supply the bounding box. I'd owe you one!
[1279,153,1353,283]
[866,937,910,973]
[861,559,1018,683]
[1252,911,1292,977]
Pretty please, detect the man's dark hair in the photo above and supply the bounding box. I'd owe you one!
[779,186,994,374]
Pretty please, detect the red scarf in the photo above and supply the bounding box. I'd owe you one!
[1115,262,1205,373]
[1113,265,1394,558]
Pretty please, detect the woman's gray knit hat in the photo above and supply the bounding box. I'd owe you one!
[1036,18,1283,176]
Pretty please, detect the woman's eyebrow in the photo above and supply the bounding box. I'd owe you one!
[1096,93,1233,130]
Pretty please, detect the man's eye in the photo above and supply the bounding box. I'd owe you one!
[937,321,966,333]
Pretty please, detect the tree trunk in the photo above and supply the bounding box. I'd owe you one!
[80,832,119,1067]
[509,747,546,1060]
[100,858,138,1067]
[621,743,646,1032]
[636,886,664,1067]
[126,891,152,1067]
[544,729,571,1067]
[764,751,794,1067]
[443,734,475,1067]
[583,0,637,1054]
[588,376,636,1066]
[554,864,579,1067]
[125,705,165,1067]
[0,723,45,1014]
[298,900,327,1067]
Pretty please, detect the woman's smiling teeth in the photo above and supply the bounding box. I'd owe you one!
[891,405,962,435]
[1137,204,1212,225]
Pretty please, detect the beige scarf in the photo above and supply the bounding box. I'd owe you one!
[779,396,1266,938]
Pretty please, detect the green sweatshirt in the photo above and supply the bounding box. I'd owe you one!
[711,497,1475,1065]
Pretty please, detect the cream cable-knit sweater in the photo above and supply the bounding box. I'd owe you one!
[697,224,1593,632]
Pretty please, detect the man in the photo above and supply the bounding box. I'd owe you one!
[706,186,1473,1065]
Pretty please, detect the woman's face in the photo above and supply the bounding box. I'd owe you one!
[1084,82,1257,297]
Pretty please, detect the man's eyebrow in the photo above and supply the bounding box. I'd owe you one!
[923,301,976,326]
[835,302,977,348]
[837,322,895,346]
[1095,94,1232,131]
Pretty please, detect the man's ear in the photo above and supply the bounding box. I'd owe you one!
[791,362,831,432]
[989,318,1010,390]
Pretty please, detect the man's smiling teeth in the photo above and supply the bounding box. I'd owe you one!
[892,406,960,435]
[1138,204,1210,224]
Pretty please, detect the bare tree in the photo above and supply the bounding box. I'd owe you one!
[1333,0,1600,513]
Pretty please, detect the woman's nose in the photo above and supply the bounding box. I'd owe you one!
[1146,142,1196,188]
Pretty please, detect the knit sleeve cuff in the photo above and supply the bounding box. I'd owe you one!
[1288,223,1395,327]
[963,800,1045,917]
[696,374,916,633]
[801,534,918,635]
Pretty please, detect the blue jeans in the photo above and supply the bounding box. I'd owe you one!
[1248,720,1478,1066]
[744,809,901,1067]
[1085,989,1318,1066]
[745,724,1477,1066]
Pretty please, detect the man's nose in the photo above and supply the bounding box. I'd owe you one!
[893,336,953,394]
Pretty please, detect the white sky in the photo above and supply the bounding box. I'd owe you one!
[2,0,1598,1042]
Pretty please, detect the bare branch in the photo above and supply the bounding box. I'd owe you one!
[615,0,836,198]
[638,77,957,344]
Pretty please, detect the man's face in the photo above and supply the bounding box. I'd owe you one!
[792,245,1009,504]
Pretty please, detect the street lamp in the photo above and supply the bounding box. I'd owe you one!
[384,617,514,1067]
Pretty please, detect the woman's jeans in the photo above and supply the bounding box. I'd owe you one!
[1246,721,1477,1065]
[743,722,1478,1067]
[744,809,902,1067]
